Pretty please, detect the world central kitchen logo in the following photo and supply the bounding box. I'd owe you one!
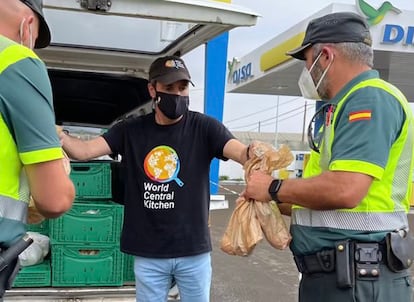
[356,0,401,26]
[356,0,414,46]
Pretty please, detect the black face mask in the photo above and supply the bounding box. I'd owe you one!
[155,91,189,120]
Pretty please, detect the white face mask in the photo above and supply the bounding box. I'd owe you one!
[298,52,333,100]
[19,18,34,50]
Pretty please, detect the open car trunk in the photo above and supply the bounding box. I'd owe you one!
[50,69,151,128]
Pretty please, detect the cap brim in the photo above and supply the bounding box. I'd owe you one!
[153,72,194,86]
[34,15,51,49]
[286,42,311,60]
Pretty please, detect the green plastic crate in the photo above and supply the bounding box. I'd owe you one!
[13,260,51,288]
[70,162,112,200]
[123,253,135,284]
[51,244,124,287]
[27,219,49,236]
[49,201,123,244]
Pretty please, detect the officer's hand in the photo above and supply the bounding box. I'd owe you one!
[243,170,274,202]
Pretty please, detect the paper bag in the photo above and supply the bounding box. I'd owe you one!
[220,197,263,256]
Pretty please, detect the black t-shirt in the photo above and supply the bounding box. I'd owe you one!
[103,111,234,258]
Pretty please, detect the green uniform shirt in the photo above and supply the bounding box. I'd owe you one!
[329,70,404,177]
[291,70,412,255]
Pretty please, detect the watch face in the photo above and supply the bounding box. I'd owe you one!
[270,179,281,192]
[269,179,283,202]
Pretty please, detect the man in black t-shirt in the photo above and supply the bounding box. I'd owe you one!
[60,55,250,302]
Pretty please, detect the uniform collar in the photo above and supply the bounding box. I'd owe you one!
[330,70,379,105]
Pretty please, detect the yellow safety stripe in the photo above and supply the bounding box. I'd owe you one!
[0,44,37,74]
[20,147,64,165]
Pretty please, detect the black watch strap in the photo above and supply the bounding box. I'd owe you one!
[268,179,283,204]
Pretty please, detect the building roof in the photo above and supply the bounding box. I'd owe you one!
[226,3,414,103]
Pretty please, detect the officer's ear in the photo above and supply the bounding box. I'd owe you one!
[320,46,335,66]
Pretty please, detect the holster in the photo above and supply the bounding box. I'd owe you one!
[385,229,414,272]
[335,240,354,288]
[0,256,20,298]
[0,234,34,298]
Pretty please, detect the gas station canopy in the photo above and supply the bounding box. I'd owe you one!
[226,3,414,103]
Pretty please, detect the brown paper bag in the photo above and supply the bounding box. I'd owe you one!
[254,200,291,250]
[221,142,293,256]
[220,197,263,256]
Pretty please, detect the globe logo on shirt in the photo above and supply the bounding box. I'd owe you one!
[144,145,184,187]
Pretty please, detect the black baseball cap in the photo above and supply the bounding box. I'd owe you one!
[20,0,51,48]
[286,12,372,60]
[149,56,194,85]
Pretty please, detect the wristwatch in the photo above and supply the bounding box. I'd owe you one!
[268,179,283,204]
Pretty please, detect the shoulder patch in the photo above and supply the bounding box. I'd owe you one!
[349,110,372,122]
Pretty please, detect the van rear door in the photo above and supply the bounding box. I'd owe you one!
[37,0,259,129]
[38,0,259,76]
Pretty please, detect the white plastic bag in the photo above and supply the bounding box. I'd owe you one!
[18,232,50,267]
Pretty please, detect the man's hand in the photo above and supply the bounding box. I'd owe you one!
[243,170,274,202]
[247,140,260,159]
[56,125,67,146]
[55,125,71,173]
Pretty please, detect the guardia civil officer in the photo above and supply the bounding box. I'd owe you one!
[244,12,413,302]
[0,0,75,298]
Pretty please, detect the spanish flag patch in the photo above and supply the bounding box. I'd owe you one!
[349,110,372,122]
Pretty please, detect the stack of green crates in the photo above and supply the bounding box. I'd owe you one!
[14,160,136,289]
[49,161,125,287]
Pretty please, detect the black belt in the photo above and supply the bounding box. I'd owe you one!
[294,241,387,274]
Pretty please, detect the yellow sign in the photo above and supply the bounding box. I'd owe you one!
[260,32,305,72]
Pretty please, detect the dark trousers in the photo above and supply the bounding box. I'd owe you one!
[299,263,412,302]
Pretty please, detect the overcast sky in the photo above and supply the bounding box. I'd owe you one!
[183,0,412,135]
